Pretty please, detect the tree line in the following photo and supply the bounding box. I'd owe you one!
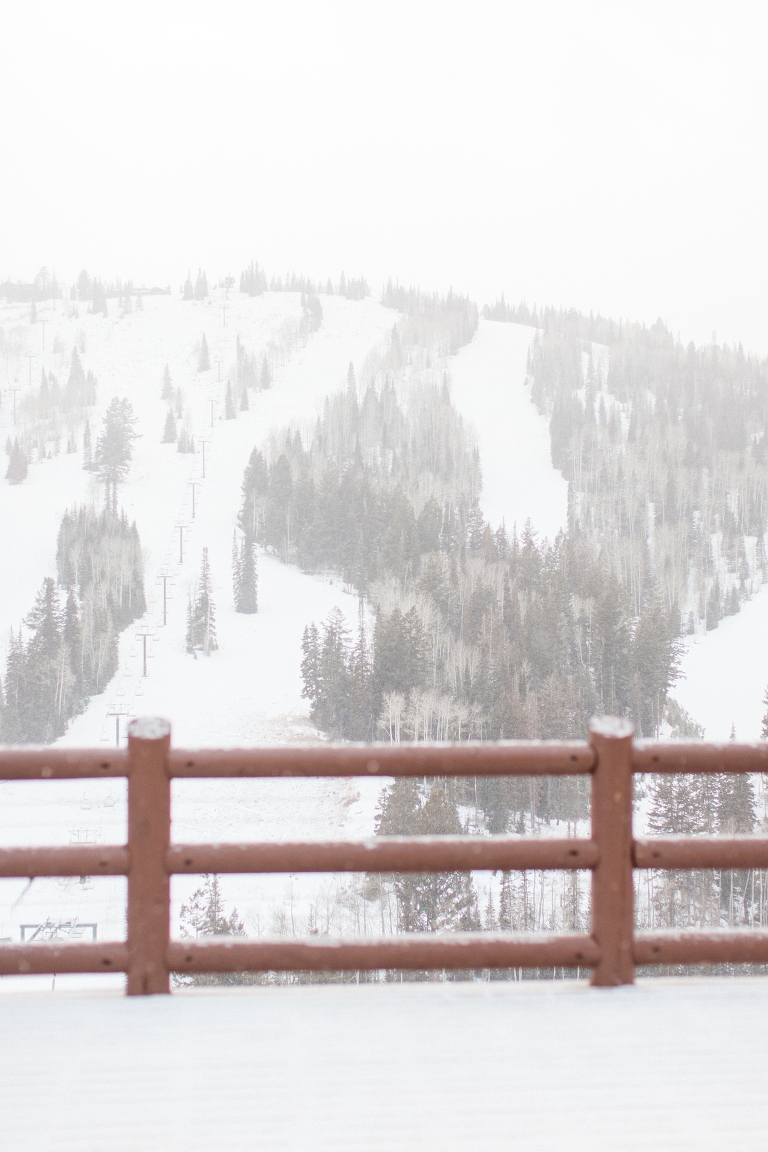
[1,506,145,743]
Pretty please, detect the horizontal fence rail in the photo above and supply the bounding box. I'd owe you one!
[1,715,768,992]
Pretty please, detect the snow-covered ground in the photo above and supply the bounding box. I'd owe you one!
[0,289,396,944]
[2,979,768,1151]
[449,319,568,541]
[674,583,768,741]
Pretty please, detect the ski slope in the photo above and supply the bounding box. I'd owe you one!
[673,583,768,741]
[0,289,396,952]
[449,319,568,541]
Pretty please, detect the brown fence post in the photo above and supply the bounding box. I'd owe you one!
[589,715,635,986]
[126,717,171,995]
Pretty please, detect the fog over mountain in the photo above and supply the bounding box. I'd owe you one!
[2,3,768,978]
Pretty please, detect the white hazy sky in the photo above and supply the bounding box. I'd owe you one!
[1,2,766,352]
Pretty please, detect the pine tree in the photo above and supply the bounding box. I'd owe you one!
[194,269,208,300]
[381,781,479,935]
[82,420,93,470]
[240,387,249,411]
[62,589,83,703]
[178,874,257,987]
[162,410,177,443]
[161,364,173,400]
[183,272,194,301]
[225,381,236,419]
[231,529,240,607]
[761,686,768,740]
[22,578,67,743]
[260,355,271,390]
[93,397,138,507]
[5,439,28,484]
[186,547,218,655]
[234,536,258,613]
[300,623,321,710]
[199,333,210,372]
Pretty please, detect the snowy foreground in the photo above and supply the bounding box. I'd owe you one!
[2,979,767,1151]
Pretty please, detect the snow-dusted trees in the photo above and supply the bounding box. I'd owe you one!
[240,261,268,296]
[5,438,28,483]
[300,609,374,740]
[186,548,218,655]
[374,779,479,935]
[225,382,236,419]
[519,308,768,632]
[239,377,480,579]
[1,506,146,743]
[161,364,173,400]
[232,531,257,613]
[162,410,177,443]
[93,397,138,508]
[177,875,258,987]
[198,333,210,372]
[183,270,209,300]
[57,504,146,695]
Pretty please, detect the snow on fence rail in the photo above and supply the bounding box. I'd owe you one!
[2,715,768,992]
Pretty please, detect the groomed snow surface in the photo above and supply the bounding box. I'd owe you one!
[450,319,568,542]
[2,979,768,1151]
[674,583,768,741]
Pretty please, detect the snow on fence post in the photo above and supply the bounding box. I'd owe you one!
[127,717,171,995]
[589,716,635,986]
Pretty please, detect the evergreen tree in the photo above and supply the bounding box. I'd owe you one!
[93,397,138,507]
[178,874,257,987]
[233,535,258,613]
[377,780,479,935]
[161,364,173,400]
[240,387,249,411]
[198,333,210,372]
[82,420,93,470]
[231,529,240,607]
[62,588,83,704]
[66,346,86,407]
[162,410,177,443]
[761,685,768,740]
[183,272,194,301]
[186,547,218,655]
[194,269,208,300]
[20,578,68,743]
[5,439,28,484]
[225,381,236,419]
[260,356,271,390]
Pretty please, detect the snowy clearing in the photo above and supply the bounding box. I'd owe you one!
[449,319,568,541]
[674,582,768,741]
[1,978,767,1151]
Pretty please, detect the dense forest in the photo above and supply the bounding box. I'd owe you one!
[488,301,768,632]
[239,290,681,762]
[0,506,145,742]
[1,395,145,742]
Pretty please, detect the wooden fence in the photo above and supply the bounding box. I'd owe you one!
[2,715,768,993]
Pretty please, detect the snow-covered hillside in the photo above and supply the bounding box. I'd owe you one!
[673,586,768,741]
[0,288,397,956]
[449,319,568,541]
[1,289,393,743]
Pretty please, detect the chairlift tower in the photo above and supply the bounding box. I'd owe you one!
[156,570,176,626]
[175,523,190,565]
[135,626,157,677]
[106,703,134,748]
